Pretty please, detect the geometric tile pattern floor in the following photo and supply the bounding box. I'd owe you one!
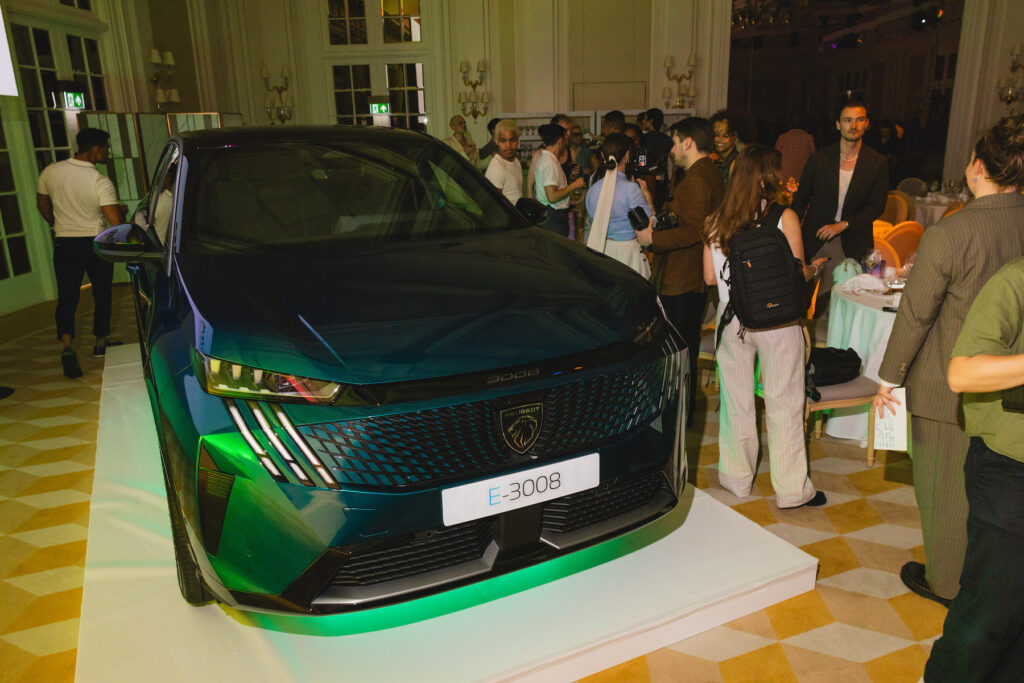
[0,287,944,682]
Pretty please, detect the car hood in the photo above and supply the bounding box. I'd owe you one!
[178,229,658,385]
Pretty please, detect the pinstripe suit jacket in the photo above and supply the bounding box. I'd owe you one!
[878,192,1024,424]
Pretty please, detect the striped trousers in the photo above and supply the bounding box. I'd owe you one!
[911,415,969,601]
[716,314,816,508]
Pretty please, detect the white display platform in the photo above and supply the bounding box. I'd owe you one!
[76,345,818,683]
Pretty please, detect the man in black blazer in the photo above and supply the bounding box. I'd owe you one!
[791,95,889,296]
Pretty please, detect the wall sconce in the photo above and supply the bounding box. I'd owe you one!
[262,64,292,125]
[150,49,174,108]
[458,59,489,120]
[155,87,180,112]
[664,53,697,108]
[997,43,1023,107]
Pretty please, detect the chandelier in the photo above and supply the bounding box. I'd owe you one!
[732,0,810,30]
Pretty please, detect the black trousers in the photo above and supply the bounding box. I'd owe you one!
[53,236,113,340]
[925,437,1024,683]
[538,207,570,237]
[659,290,706,423]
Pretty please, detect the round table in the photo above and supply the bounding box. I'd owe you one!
[824,285,898,443]
[913,193,954,229]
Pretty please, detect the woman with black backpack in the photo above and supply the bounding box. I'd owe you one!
[703,145,828,509]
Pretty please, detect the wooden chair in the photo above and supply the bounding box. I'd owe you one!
[752,325,878,466]
[806,375,880,466]
[873,237,901,269]
[941,201,964,218]
[897,177,927,196]
[879,192,908,224]
[886,221,924,266]
[890,190,916,222]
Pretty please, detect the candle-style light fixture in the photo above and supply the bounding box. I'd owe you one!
[150,49,175,109]
[261,64,293,125]
[997,43,1024,107]
[458,58,489,120]
[664,53,697,108]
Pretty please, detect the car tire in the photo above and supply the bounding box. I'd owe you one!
[161,462,213,606]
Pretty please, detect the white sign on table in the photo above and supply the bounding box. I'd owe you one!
[874,387,909,452]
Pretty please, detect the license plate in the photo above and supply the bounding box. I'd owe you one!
[441,453,600,526]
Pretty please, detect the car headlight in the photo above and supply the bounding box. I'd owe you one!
[193,350,341,404]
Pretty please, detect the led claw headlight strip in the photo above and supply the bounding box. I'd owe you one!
[226,402,287,482]
[247,401,314,486]
[196,350,341,404]
[273,406,341,490]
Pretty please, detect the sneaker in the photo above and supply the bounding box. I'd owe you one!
[900,561,952,607]
[92,340,124,358]
[61,348,83,378]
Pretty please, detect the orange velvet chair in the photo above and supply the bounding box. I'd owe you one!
[941,201,964,218]
[886,221,924,267]
[879,192,908,224]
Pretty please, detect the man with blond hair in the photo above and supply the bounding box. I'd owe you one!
[484,119,524,204]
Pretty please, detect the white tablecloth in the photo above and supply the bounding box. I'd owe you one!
[824,286,898,443]
[913,193,954,229]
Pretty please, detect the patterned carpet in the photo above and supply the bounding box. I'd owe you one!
[0,286,944,682]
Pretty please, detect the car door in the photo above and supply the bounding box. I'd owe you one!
[130,143,180,363]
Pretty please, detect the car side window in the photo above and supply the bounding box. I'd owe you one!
[149,147,180,247]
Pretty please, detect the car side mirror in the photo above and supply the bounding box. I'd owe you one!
[93,223,165,263]
[515,198,548,225]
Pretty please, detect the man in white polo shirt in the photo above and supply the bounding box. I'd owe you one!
[484,119,523,204]
[37,127,126,378]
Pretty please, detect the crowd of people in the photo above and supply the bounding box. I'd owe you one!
[463,99,1024,681]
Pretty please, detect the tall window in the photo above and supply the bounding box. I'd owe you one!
[11,25,69,173]
[386,63,426,132]
[0,115,30,281]
[329,0,368,45]
[11,24,108,173]
[325,2,430,132]
[382,0,421,44]
[332,64,372,126]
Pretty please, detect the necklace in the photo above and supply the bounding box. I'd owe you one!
[840,148,859,162]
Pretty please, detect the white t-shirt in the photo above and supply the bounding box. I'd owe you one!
[485,154,523,204]
[710,214,786,304]
[37,158,118,237]
[533,149,569,209]
[834,168,854,221]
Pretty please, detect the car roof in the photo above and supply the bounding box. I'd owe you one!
[177,125,432,153]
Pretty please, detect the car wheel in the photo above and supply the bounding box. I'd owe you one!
[161,462,213,606]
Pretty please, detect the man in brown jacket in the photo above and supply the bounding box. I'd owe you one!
[637,117,724,425]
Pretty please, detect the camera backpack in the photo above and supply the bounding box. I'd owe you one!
[716,203,808,347]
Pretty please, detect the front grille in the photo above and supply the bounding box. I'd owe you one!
[298,358,666,489]
[541,472,667,534]
[330,519,494,587]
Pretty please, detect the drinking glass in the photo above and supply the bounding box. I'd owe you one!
[903,252,915,275]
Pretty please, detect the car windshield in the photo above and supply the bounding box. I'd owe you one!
[183,136,525,254]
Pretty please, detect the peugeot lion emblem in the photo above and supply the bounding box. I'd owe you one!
[500,403,543,454]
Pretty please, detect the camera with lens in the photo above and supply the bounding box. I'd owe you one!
[627,206,680,232]
[626,145,663,179]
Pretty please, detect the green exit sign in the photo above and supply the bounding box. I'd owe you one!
[62,91,85,109]
[370,102,390,115]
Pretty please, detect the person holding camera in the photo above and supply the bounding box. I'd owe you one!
[636,117,724,425]
[584,133,653,278]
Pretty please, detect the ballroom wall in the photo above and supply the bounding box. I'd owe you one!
[0,0,1018,317]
